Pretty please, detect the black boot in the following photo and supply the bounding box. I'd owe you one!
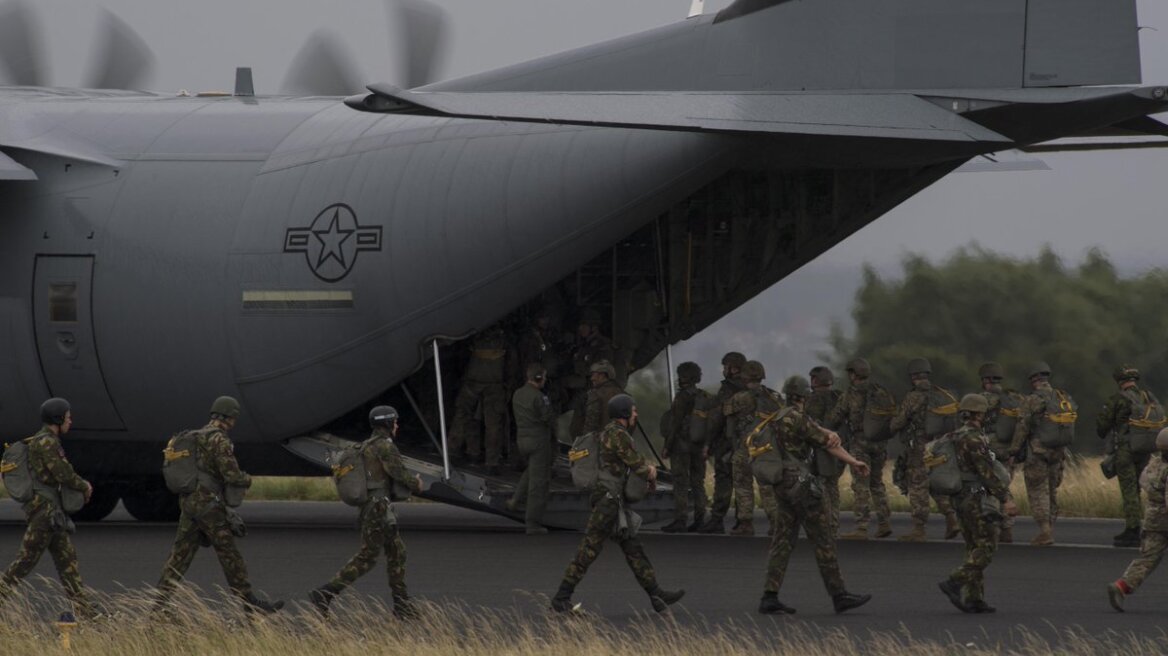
[551,582,578,613]
[758,592,796,615]
[831,591,872,614]
[687,514,706,532]
[648,587,685,613]
[1113,527,1141,548]
[308,586,338,618]
[243,593,285,615]
[661,518,688,533]
[393,594,419,620]
[698,516,725,534]
[967,599,996,614]
[938,580,970,613]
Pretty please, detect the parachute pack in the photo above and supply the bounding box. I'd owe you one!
[926,432,1011,496]
[924,386,960,438]
[1124,388,1168,454]
[162,429,216,496]
[746,408,794,486]
[687,389,716,446]
[568,431,601,490]
[862,383,897,442]
[1034,388,1078,448]
[2,439,43,503]
[331,439,374,506]
[991,393,1021,449]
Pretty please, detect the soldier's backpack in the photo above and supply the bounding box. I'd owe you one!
[2,439,40,503]
[862,383,897,442]
[331,440,372,506]
[991,392,1022,449]
[746,408,795,486]
[687,389,716,446]
[162,429,214,495]
[569,431,601,490]
[1034,388,1078,448]
[1124,388,1168,454]
[924,434,968,495]
[924,386,960,439]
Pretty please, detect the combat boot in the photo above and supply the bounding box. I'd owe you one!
[392,594,419,620]
[1113,527,1140,548]
[687,514,706,532]
[698,516,725,534]
[831,592,872,614]
[840,527,868,540]
[967,600,996,614]
[648,587,685,613]
[661,518,688,533]
[999,525,1013,544]
[1030,524,1054,547]
[243,593,285,615]
[729,520,755,537]
[944,513,961,540]
[551,582,580,613]
[758,592,796,615]
[937,579,970,613]
[1107,581,1128,612]
[898,525,926,542]
[875,522,893,538]
[308,585,339,618]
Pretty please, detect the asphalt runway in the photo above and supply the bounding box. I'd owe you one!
[0,500,1163,648]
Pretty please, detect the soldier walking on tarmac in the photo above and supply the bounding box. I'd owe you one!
[827,359,894,540]
[507,364,558,534]
[311,406,425,619]
[1098,365,1166,548]
[977,362,1025,544]
[725,361,782,536]
[698,352,748,534]
[806,366,844,539]
[1108,428,1168,611]
[661,362,712,533]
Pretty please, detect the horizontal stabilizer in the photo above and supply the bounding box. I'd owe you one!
[0,150,36,180]
[355,85,1012,143]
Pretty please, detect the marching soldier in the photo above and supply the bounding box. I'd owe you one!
[661,362,710,533]
[311,406,425,618]
[725,361,782,536]
[806,366,844,539]
[755,376,872,615]
[698,352,748,534]
[0,398,97,618]
[448,323,512,475]
[1098,365,1165,548]
[827,358,894,540]
[1108,428,1168,611]
[936,394,1018,614]
[507,364,558,534]
[978,362,1024,543]
[155,396,283,614]
[551,394,685,613]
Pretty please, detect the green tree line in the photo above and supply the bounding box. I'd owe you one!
[829,246,1168,453]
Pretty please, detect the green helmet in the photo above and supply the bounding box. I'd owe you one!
[210,396,241,419]
[782,375,811,400]
[958,393,989,414]
[742,360,766,381]
[1157,428,1168,451]
[1028,362,1052,380]
[1113,364,1140,382]
[845,358,871,377]
[589,360,616,379]
[809,366,834,386]
[608,394,636,420]
[721,352,747,369]
[907,358,932,376]
[40,398,71,426]
[369,405,399,429]
[978,362,1004,380]
[676,361,702,383]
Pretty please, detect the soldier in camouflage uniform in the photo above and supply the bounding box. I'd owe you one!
[661,362,710,533]
[757,376,872,615]
[449,323,512,474]
[551,394,685,614]
[579,360,624,436]
[566,309,616,438]
[155,396,283,614]
[507,364,558,534]
[827,359,893,540]
[0,399,96,617]
[1108,428,1168,611]
[977,362,1025,543]
[890,358,961,542]
[1008,362,1071,547]
[806,366,844,540]
[725,361,782,536]
[1098,365,1161,548]
[937,395,1018,614]
[311,406,425,619]
[514,307,567,410]
[698,352,748,534]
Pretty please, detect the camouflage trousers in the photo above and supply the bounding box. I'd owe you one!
[763,483,845,597]
[328,498,407,596]
[905,440,955,526]
[1022,446,1065,527]
[995,459,1017,535]
[1121,530,1168,592]
[562,492,657,591]
[670,444,708,523]
[513,437,553,529]
[449,380,508,467]
[708,441,734,520]
[732,443,779,526]
[850,444,891,530]
[157,494,252,601]
[822,470,841,540]
[1,497,93,615]
[947,493,999,603]
[1115,440,1151,530]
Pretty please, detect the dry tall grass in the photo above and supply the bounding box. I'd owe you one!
[0,582,1161,656]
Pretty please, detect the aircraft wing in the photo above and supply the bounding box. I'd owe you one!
[354,84,1012,143]
[0,150,36,180]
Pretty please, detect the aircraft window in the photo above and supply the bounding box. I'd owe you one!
[49,283,78,322]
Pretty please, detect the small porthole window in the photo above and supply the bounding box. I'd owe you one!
[49,283,78,322]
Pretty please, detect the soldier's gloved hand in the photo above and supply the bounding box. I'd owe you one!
[1003,499,1019,517]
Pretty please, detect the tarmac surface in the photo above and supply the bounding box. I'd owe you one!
[0,499,1164,648]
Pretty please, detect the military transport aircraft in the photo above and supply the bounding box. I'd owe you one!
[1,0,1166,526]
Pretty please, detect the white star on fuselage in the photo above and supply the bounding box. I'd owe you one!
[313,208,354,269]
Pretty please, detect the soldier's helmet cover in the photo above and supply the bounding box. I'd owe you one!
[845,358,871,377]
[809,366,834,386]
[676,361,702,383]
[978,362,1005,379]
[742,360,766,381]
[369,405,399,429]
[958,393,989,414]
[1157,428,1168,451]
[1113,364,1141,382]
[721,352,747,369]
[608,394,636,420]
[210,396,241,419]
[1028,362,1052,379]
[40,398,71,426]
[907,358,932,376]
[782,375,811,399]
[590,360,616,379]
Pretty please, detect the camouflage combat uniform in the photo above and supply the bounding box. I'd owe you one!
[890,380,958,537]
[664,385,709,526]
[566,332,615,437]
[1,428,94,616]
[981,386,1023,540]
[703,376,746,528]
[323,428,423,598]
[826,381,892,537]
[157,424,255,602]
[1097,387,1153,531]
[726,387,782,533]
[511,382,557,529]
[449,328,512,468]
[942,423,1011,606]
[581,379,624,436]
[560,421,658,591]
[806,387,843,538]
[761,408,848,597]
[1117,454,1168,591]
[1009,382,1068,542]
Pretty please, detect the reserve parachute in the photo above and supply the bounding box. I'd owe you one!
[1124,388,1167,454]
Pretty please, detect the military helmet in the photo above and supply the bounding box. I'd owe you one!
[676,361,702,383]
[1028,362,1052,380]
[209,396,241,419]
[782,375,811,400]
[907,358,932,376]
[845,358,871,377]
[742,360,766,381]
[978,362,1005,380]
[369,405,399,429]
[590,360,616,379]
[721,352,747,369]
[1113,364,1140,383]
[608,394,636,420]
[958,393,989,414]
[40,398,71,426]
[809,366,834,386]
[1157,428,1168,451]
